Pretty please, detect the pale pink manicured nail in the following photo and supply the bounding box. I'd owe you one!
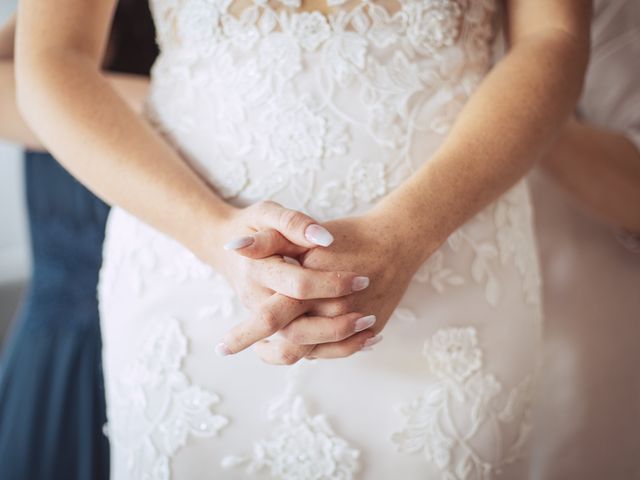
[283,256,301,266]
[354,315,376,332]
[223,236,254,251]
[304,224,334,247]
[352,276,370,292]
[362,336,383,349]
[215,343,232,356]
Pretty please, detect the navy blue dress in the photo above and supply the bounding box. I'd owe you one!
[0,152,110,480]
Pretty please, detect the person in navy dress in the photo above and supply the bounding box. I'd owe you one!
[0,2,157,478]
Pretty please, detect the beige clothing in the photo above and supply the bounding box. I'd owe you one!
[531,1,640,478]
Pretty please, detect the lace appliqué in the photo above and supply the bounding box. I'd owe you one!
[493,183,541,305]
[106,318,229,480]
[414,250,466,293]
[221,369,361,479]
[100,210,237,315]
[393,327,533,480]
[153,0,472,55]
[413,181,542,308]
[143,0,528,311]
[147,0,498,219]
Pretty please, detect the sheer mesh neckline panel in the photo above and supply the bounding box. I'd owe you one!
[224,0,402,22]
[150,0,473,52]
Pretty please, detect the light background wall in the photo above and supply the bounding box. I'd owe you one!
[0,0,31,340]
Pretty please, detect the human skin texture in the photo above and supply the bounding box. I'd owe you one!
[542,118,640,233]
[0,14,150,151]
[16,0,590,364]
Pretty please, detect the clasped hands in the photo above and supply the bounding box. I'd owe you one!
[203,200,432,365]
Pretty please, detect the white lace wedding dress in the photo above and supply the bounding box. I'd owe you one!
[98,1,543,478]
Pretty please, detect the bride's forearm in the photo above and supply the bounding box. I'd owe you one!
[377,2,591,263]
[16,51,233,259]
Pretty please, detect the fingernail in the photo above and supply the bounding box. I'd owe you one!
[304,224,334,247]
[223,236,254,251]
[354,315,376,332]
[352,276,370,292]
[215,342,232,356]
[283,256,301,266]
[362,335,383,349]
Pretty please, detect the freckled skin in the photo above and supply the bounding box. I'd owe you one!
[17,0,591,364]
[299,214,426,341]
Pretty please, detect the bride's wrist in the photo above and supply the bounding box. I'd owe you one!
[371,189,449,266]
[191,199,239,268]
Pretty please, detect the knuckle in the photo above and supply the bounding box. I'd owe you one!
[330,324,344,342]
[281,325,302,344]
[332,298,352,316]
[263,200,280,208]
[279,208,306,234]
[330,272,351,296]
[256,200,277,211]
[264,229,279,247]
[331,274,346,295]
[342,349,357,359]
[334,319,353,341]
[238,257,254,278]
[278,348,301,366]
[252,200,278,218]
[237,289,253,308]
[334,343,356,358]
[258,309,279,333]
[292,275,312,299]
[317,273,337,297]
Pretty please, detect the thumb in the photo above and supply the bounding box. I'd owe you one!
[252,201,334,248]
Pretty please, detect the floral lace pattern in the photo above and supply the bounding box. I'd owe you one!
[393,327,534,480]
[142,0,539,310]
[99,212,215,303]
[151,0,481,53]
[105,318,229,480]
[147,0,497,212]
[100,210,237,322]
[221,376,361,479]
[100,0,543,478]
[413,182,542,307]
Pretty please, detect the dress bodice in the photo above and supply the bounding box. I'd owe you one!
[100,2,546,479]
[145,0,497,219]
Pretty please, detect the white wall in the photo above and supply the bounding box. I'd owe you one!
[0,141,29,284]
[0,2,30,338]
[0,1,30,285]
[0,0,14,21]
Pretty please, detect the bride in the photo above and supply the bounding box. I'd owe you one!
[15,0,589,478]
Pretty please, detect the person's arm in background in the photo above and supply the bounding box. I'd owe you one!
[540,0,640,238]
[0,13,41,149]
[16,0,366,336]
[542,118,640,233]
[0,13,150,151]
